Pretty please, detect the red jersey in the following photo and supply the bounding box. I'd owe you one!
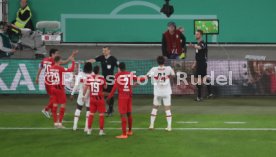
[41,57,55,85]
[108,71,138,99]
[48,61,75,88]
[86,74,106,97]
[41,57,55,73]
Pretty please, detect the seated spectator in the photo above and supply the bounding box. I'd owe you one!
[0,23,16,58]
[11,0,34,33]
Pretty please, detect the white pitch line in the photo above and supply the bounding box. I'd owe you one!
[224,122,247,124]
[176,121,199,124]
[109,121,121,123]
[62,121,74,123]
[1,127,276,131]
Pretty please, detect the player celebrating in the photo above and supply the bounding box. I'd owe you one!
[147,56,175,131]
[35,49,76,118]
[107,62,145,139]
[83,66,107,136]
[48,55,75,128]
[71,62,93,131]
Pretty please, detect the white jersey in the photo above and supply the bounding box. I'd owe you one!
[71,72,90,96]
[71,72,92,106]
[147,66,175,96]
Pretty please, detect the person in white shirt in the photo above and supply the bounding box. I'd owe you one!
[147,56,175,131]
[70,62,93,131]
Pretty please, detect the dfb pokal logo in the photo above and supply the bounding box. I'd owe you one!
[44,71,60,86]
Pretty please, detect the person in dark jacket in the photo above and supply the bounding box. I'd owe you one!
[0,23,16,58]
[162,22,187,59]
[12,0,34,31]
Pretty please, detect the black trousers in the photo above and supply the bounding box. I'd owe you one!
[104,84,115,113]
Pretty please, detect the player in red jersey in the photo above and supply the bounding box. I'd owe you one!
[107,62,145,139]
[35,49,77,118]
[83,66,107,136]
[48,55,75,128]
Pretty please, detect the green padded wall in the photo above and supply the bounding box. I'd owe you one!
[8,0,276,43]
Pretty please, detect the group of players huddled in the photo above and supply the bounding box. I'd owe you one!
[35,29,212,139]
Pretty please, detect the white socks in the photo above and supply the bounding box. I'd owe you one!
[165,110,172,129]
[73,109,81,129]
[150,109,172,129]
[150,109,158,128]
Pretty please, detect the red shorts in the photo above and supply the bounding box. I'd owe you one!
[45,84,52,95]
[90,96,106,113]
[51,87,66,104]
[118,97,132,114]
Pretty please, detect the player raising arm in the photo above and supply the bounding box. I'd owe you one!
[107,62,145,139]
[83,66,107,136]
[35,49,78,118]
[87,47,119,117]
[71,62,93,132]
[48,56,75,128]
[147,56,175,131]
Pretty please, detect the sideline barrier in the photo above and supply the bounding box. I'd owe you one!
[0,59,275,96]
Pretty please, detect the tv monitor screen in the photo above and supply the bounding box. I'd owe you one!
[194,19,219,35]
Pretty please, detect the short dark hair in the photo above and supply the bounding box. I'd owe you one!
[83,62,92,74]
[119,62,126,71]
[196,29,204,36]
[157,56,165,65]
[49,49,58,57]
[54,56,61,63]
[168,21,176,28]
[93,66,100,74]
[103,46,110,50]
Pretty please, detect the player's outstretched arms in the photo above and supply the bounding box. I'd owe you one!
[63,58,75,72]
[133,76,148,87]
[86,59,96,63]
[107,83,118,100]
[35,67,43,84]
[189,43,202,50]
[61,50,79,65]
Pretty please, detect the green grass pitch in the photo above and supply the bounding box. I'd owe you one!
[1,95,276,157]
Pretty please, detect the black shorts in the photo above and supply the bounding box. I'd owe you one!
[104,84,113,93]
[195,62,207,78]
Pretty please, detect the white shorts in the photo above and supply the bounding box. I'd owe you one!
[153,95,171,106]
[77,94,90,108]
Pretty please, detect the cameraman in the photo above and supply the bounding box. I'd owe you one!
[0,22,16,58]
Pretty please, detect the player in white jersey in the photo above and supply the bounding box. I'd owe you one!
[147,56,175,131]
[71,62,93,131]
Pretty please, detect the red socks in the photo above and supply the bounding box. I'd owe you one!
[59,107,65,123]
[121,117,127,135]
[128,115,133,131]
[99,115,105,130]
[88,115,94,129]
[52,106,58,123]
[88,115,104,130]
[45,102,53,111]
